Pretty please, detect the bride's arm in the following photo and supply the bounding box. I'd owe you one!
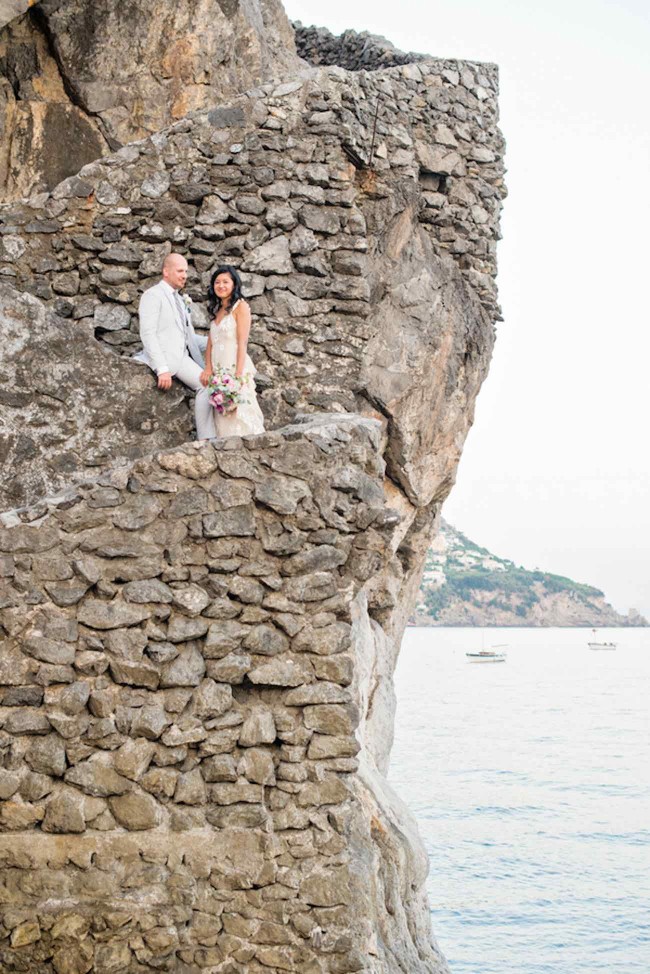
[200,334,213,386]
[234,301,252,378]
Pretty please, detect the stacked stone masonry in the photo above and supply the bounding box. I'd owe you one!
[0,61,505,519]
[0,416,445,972]
[0,61,505,347]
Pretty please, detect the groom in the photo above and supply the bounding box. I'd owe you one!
[136,253,213,438]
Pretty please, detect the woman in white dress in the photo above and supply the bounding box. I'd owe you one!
[200,265,265,438]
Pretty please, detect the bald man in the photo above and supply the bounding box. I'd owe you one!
[136,253,213,438]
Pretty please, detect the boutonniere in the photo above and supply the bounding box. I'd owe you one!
[182,294,192,311]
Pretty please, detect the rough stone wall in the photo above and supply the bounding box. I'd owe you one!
[0,415,445,973]
[294,23,426,71]
[0,62,504,327]
[0,0,300,201]
[0,62,505,510]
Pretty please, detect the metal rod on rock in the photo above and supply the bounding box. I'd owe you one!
[368,97,381,168]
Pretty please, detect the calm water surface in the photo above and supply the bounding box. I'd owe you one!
[389,628,650,974]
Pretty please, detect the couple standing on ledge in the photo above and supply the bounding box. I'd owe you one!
[136,253,265,439]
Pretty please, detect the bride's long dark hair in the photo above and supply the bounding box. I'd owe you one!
[207,265,243,318]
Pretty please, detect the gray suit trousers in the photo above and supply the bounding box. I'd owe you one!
[174,355,215,440]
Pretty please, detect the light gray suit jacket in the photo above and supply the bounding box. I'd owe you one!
[135,280,204,375]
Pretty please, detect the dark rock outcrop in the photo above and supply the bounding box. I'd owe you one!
[295,21,427,71]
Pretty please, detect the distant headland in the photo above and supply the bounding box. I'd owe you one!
[414,522,647,627]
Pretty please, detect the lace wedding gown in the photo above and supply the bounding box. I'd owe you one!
[210,300,265,438]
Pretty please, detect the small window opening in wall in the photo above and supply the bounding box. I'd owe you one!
[419,171,448,193]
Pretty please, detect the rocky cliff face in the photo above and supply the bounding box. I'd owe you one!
[0,11,505,974]
[0,0,300,201]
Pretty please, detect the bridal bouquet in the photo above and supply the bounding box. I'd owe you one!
[207,366,250,414]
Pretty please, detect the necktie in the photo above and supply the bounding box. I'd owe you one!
[173,291,190,356]
[173,290,186,330]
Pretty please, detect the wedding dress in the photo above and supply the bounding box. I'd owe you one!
[210,300,265,437]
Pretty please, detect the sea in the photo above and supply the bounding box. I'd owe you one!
[389,627,650,974]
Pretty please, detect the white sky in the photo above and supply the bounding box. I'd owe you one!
[286,0,650,618]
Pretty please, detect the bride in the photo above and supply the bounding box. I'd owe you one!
[200,265,265,438]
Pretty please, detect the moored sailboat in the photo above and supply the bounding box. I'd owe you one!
[587,628,617,650]
[465,649,507,663]
[466,635,508,663]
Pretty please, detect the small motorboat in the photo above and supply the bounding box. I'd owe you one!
[466,649,507,663]
[588,629,617,650]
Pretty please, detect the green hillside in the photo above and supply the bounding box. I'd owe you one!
[415,522,646,627]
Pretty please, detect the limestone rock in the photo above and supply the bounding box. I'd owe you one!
[242,624,289,657]
[10,920,41,947]
[130,704,169,740]
[174,768,207,805]
[112,739,155,781]
[254,474,311,514]
[122,579,173,604]
[238,748,276,785]
[170,583,211,617]
[0,0,300,200]
[160,646,206,687]
[109,791,161,830]
[64,759,131,797]
[204,621,249,658]
[166,615,209,643]
[93,942,132,972]
[78,599,150,630]
[25,735,67,776]
[303,704,357,736]
[0,285,192,510]
[108,658,160,690]
[248,657,311,687]
[42,789,86,833]
[191,679,233,719]
[239,710,276,747]
[0,769,21,799]
[201,753,238,783]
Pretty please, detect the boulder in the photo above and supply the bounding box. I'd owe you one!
[0,285,192,510]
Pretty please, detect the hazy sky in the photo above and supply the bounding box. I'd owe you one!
[286,0,650,618]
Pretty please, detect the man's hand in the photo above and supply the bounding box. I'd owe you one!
[199,368,212,387]
[157,371,173,390]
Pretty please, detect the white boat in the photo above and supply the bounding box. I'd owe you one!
[466,649,507,663]
[588,629,617,650]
